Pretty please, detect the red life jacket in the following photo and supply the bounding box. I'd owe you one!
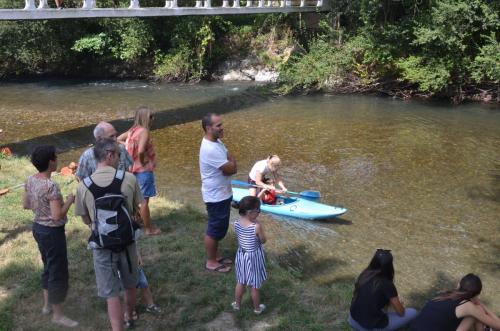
[262,189,277,205]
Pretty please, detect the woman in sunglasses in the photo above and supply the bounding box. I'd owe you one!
[348,249,418,331]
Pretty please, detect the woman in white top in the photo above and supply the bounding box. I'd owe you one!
[248,155,287,196]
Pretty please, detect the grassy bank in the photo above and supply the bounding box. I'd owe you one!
[0,156,352,331]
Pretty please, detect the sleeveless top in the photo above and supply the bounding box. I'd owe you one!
[125,126,156,173]
[410,299,467,331]
[234,220,267,288]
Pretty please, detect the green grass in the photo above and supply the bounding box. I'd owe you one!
[0,156,353,330]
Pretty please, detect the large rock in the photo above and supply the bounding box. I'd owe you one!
[255,69,279,82]
[222,70,252,81]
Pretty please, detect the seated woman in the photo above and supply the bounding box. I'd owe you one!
[410,273,500,331]
[348,249,418,331]
[248,155,287,197]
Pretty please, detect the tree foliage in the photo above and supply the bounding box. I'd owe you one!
[0,0,498,99]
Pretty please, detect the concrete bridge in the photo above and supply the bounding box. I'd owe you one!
[0,0,328,20]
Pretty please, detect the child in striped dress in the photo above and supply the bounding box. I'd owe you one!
[232,196,268,315]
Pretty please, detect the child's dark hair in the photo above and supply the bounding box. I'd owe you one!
[30,145,57,172]
[237,196,261,216]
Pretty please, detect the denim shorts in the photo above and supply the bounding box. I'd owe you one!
[135,171,157,198]
[205,197,232,240]
[136,267,149,289]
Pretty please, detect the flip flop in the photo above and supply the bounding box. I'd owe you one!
[205,264,231,273]
[217,257,233,265]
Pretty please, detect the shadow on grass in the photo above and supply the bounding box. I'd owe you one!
[3,87,271,156]
[0,224,32,246]
[273,243,348,281]
[406,271,455,308]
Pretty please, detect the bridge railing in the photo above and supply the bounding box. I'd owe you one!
[23,0,322,10]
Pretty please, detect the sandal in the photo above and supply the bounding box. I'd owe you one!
[124,310,138,321]
[217,256,233,265]
[205,264,231,273]
[146,304,162,314]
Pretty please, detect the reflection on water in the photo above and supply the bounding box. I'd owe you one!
[1,80,499,309]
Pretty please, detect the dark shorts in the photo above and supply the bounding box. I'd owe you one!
[205,196,232,241]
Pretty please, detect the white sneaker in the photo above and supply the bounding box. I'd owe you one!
[231,302,240,311]
[254,304,266,315]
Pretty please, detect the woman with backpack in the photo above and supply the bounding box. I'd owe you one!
[411,273,500,331]
[348,249,418,331]
[119,107,161,236]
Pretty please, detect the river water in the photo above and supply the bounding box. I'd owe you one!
[1,80,499,309]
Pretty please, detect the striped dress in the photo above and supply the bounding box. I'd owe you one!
[234,220,267,289]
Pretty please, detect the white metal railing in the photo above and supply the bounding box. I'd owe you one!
[22,0,323,10]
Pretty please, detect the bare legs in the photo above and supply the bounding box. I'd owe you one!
[233,284,261,310]
[107,297,124,331]
[108,288,136,331]
[140,198,161,235]
[250,288,261,310]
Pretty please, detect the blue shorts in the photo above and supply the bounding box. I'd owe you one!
[136,267,149,289]
[205,197,232,241]
[135,171,157,198]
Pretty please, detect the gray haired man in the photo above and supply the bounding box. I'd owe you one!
[75,138,143,331]
[76,122,133,180]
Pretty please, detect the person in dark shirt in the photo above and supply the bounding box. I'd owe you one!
[348,249,418,331]
[411,273,500,331]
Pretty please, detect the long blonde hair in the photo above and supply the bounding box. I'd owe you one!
[133,106,153,129]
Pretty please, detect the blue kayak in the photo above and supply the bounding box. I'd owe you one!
[232,187,347,220]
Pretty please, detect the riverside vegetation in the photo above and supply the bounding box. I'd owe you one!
[0,0,498,102]
[0,155,354,330]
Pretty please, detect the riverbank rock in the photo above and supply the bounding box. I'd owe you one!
[216,55,279,82]
[255,69,278,82]
[222,70,252,81]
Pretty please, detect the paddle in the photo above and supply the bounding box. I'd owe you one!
[230,179,321,200]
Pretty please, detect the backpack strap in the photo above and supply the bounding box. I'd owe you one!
[83,169,125,198]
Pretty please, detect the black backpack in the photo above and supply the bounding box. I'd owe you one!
[83,169,139,253]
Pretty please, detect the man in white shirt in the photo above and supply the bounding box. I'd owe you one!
[199,113,237,273]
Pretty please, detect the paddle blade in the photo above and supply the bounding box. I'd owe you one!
[231,180,252,187]
[299,190,321,202]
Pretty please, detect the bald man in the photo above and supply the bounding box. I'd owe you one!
[76,122,133,180]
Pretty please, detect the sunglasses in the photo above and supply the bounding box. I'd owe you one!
[248,209,261,214]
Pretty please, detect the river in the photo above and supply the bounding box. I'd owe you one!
[1,80,499,309]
